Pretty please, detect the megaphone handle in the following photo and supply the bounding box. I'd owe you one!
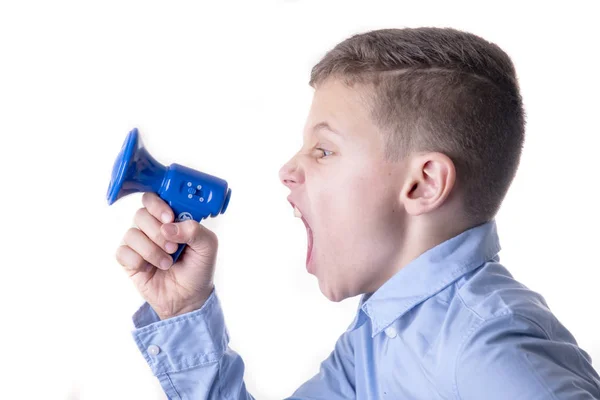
[171,243,187,264]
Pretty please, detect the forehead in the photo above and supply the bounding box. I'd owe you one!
[304,79,376,141]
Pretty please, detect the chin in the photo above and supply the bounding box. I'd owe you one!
[323,291,346,303]
[318,280,349,303]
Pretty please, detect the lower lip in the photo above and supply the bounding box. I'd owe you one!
[306,226,314,274]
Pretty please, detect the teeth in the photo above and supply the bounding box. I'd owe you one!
[294,206,303,218]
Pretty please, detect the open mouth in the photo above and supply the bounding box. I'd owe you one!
[290,202,314,269]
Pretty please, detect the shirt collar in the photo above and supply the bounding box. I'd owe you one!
[347,219,501,337]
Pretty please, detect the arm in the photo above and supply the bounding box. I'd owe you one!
[132,287,357,399]
[132,287,254,400]
[287,327,356,399]
[455,313,600,400]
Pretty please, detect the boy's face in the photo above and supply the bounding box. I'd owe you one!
[279,79,407,302]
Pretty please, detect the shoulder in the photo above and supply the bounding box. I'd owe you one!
[455,260,554,329]
[435,260,561,362]
[452,260,580,365]
[447,262,600,399]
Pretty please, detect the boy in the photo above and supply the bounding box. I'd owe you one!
[116,27,600,399]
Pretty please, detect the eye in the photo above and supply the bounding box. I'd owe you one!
[316,147,333,159]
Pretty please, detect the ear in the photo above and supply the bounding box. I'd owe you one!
[399,152,456,216]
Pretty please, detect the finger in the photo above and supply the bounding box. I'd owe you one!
[124,227,173,270]
[161,220,218,253]
[142,192,173,224]
[115,244,153,273]
[134,207,179,254]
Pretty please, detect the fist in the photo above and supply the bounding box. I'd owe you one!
[116,192,219,320]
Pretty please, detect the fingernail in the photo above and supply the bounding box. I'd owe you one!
[161,212,172,223]
[160,258,172,270]
[163,224,178,236]
[165,242,177,253]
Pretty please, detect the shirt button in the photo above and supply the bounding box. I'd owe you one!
[147,344,161,356]
[385,326,397,338]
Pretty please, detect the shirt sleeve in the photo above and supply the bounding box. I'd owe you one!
[454,313,600,400]
[131,287,255,400]
[287,328,356,399]
[131,288,357,400]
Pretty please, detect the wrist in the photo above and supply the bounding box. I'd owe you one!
[157,286,214,320]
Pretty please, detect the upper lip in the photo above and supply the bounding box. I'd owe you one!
[287,197,311,230]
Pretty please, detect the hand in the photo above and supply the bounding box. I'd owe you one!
[115,192,218,320]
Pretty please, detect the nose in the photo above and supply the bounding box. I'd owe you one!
[279,155,304,189]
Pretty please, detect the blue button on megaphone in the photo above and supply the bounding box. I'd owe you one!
[107,128,231,263]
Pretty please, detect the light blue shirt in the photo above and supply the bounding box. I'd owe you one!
[131,219,600,399]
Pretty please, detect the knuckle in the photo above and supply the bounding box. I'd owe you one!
[124,227,139,243]
[191,222,218,247]
[134,207,147,222]
[210,236,219,252]
[151,229,166,247]
[187,221,201,239]
[206,229,218,246]
[141,192,155,207]
[130,250,145,268]
[146,247,165,264]
[116,245,143,270]
[115,246,125,265]
[185,220,198,232]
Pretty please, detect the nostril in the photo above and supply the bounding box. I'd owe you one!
[283,178,297,188]
[279,165,295,184]
[279,160,304,186]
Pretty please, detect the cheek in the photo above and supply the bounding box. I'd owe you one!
[323,182,398,259]
[312,161,395,239]
[330,175,383,222]
[318,178,386,247]
[317,180,359,231]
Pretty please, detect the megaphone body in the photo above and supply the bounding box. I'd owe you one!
[107,128,231,263]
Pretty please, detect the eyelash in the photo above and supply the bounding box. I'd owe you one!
[316,147,333,159]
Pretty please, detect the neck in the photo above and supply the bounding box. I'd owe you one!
[369,215,475,293]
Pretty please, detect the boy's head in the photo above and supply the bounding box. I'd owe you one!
[279,27,525,302]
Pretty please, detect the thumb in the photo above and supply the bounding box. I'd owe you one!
[161,220,216,253]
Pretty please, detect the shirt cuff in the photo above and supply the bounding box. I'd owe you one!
[132,301,161,329]
[130,288,229,377]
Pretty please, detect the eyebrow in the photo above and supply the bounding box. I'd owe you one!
[313,122,343,137]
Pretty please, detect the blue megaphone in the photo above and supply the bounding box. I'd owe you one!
[106,128,232,263]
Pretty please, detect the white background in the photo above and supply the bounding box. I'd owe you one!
[1,1,598,399]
